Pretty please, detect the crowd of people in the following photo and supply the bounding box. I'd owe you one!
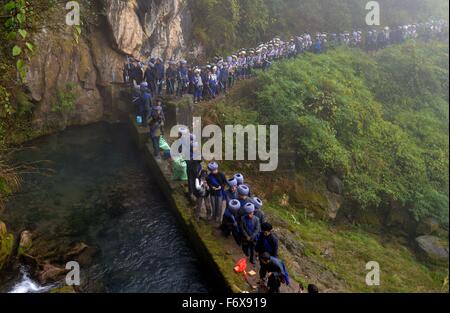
[129,19,448,293]
[194,161,290,293]
[126,19,448,111]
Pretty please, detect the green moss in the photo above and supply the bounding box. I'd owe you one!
[50,285,76,293]
[265,201,448,292]
[0,232,14,271]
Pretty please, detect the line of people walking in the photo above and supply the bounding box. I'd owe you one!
[193,160,289,293]
[130,18,448,293]
[125,19,448,107]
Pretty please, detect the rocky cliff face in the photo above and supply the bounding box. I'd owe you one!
[105,0,191,60]
[25,0,192,135]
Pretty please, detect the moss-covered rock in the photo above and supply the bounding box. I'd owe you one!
[50,285,76,293]
[415,235,449,265]
[17,230,33,256]
[0,220,14,270]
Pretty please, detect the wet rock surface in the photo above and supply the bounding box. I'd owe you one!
[415,235,449,264]
[327,175,343,195]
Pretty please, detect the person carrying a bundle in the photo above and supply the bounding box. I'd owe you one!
[148,106,164,158]
[255,222,278,258]
[259,252,290,293]
[194,170,211,221]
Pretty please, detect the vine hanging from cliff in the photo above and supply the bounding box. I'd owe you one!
[2,0,36,82]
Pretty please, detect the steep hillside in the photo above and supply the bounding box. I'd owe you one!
[194,41,449,291]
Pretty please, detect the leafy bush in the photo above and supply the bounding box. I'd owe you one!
[255,42,449,224]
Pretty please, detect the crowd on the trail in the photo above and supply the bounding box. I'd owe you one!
[128,19,448,293]
[192,159,290,293]
[126,19,448,111]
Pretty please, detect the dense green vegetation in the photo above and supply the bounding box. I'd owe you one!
[264,202,448,292]
[191,0,449,56]
[196,40,449,291]
[253,41,449,225]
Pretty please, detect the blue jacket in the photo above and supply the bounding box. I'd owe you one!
[255,233,278,257]
[240,215,260,241]
[155,63,165,80]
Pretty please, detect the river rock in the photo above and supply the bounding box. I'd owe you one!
[18,230,33,254]
[64,242,97,267]
[415,235,449,264]
[327,175,344,195]
[38,263,68,284]
[65,242,89,257]
[324,191,343,219]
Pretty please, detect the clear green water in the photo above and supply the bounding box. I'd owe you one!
[1,122,211,293]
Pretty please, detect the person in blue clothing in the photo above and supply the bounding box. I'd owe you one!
[177,60,189,97]
[224,178,238,201]
[250,197,265,226]
[192,68,203,104]
[237,184,250,208]
[218,63,229,94]
[147,106,164,158]
[166,61,177,96]
[259,252,290,293]
[150,98,164,117]
[155,57,165,96]
[255,222,278,258]
[144,61,156,94]
[221,199,241,245]
[234,173,244,185]
[137,82,152,124]
[201,67,210,99]
[314,36,322,54]
[131,60,143,85]
[208,66,219,98]
[240,203,261,264]
[234,173,252,196]
[206,162,227,223]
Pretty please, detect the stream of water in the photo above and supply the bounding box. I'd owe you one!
[0,122,211,293]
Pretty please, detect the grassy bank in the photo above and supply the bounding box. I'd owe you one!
[265,201,448,292]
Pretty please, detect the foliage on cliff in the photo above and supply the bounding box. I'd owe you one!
[191,0,449,56]
[254,41,449,225]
